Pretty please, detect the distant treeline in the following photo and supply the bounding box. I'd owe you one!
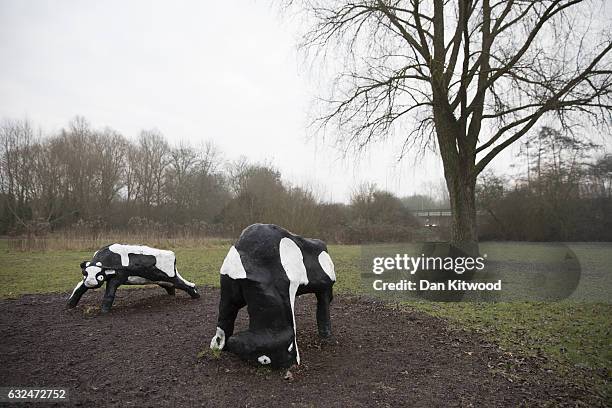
[1,118,609,243]
[0,117,427,243]
[477,127,612,241]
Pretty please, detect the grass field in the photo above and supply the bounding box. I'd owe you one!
[0,240,610,399]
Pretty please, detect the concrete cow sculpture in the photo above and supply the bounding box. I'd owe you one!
[210,223,336,368]
[67,244,200,313]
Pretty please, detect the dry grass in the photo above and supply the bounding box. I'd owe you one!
[4,231,232,252]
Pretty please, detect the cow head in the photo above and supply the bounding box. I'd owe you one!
[79,261,112,288]
[225,328,297,368]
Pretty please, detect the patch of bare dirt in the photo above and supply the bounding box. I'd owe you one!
[0,287,602,407]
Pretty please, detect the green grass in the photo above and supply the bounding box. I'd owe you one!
[197,347,221,360]
[410,301,611,375]
[0,244,229,298]
[0,240,609,399]
[409,301,612,402]
[0,243,362,297]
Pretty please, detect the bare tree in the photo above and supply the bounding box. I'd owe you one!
[188,142,229,222]
[165,141,226,222]
[123,140,139,205]
[59,117,97,219]
[0,119,37,229]
[351,182,416,224]
[166,142,200,215]
[93,128,127,214]
[289,0,612,251]
[586,154,612,198]
[32,134,65,225]
[133,130,169,213]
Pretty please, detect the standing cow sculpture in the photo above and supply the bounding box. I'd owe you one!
[210,223,336,368]
[67,244,200,313]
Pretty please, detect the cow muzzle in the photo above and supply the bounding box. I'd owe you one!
[84,278,99,288]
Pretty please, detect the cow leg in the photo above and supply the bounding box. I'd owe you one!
[173,278,200,299]
[315,287,333,338]
[160,284,175,296]
[100,278,122,313]
[66,281,88,308]
[211,275,246,350]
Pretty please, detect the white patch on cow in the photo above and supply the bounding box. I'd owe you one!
[105,269,116,275]
[176,270,196,287]
[279,237,309,365]
[127,276,151,285]
[257,355,271,365]
[210,327,226,350]
[220,246,247,279]
[96,262,102,266]
[288,342,294,352]
[69,281,84,299]
[96,275,104,281]
[85,266,101,274]
[318,251,336,281]
[108,244,176,277]
[86,262,91,267]
[84,265,102,287]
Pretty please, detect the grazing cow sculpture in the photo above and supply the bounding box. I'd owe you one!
[67,244,200,313]
[210,223,336,368]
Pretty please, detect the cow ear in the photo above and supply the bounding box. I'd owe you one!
[80,261,88,269]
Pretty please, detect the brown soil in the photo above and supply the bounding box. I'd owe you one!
[0,287,602,407]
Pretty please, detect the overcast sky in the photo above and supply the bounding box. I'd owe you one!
[1,1,609,203]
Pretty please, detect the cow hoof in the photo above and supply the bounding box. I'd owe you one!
[318,330,332,339]
[66,303,76,309]
[100,307,111,314]
[190,292,201,299]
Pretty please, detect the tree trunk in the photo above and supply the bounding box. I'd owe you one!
[445,169,479,256]
[432,110,480,255]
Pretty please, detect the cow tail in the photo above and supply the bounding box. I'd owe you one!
[175,261,196,288]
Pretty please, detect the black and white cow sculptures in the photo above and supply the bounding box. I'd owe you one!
[67,244,200,313]
[210,223,336,368]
